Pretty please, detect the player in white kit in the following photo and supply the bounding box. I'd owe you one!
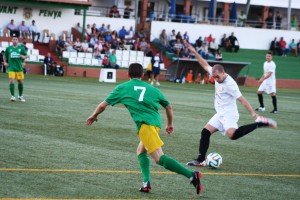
[184,42,277,167]
[256,51,278,113]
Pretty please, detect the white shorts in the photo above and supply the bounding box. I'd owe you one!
[208,113,239,136]
[258,81,276,94]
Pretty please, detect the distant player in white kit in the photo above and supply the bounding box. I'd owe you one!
[256,51,278,113]
[184,41,277,167]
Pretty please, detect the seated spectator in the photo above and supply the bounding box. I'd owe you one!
[98,23,106,33]
[94,40,103,52]
[173,39,183,57]
[65,37,76,52]
[0,50,6,73]
[209,38,218,55]
[19,38,28,52]
[89,35,98,49]
[7,19,20,37]
[104,31,113,42]
[123,5,133,19]
[85,24,91,41]
[176,31,182,41]
[185,70,194,83]
[102,41,111,54]
[102,55,109,67]
[198,43,209,59]
[43,52,54,75]
[106,24,112,32]
[132,37,140,51]
[56,36,66,57]
[108,50,119,69]
[183,31,190,42]
[75,22,82,33]
[18,21,29,39]
[93,48,102,60]
[118,26,127,39]
[206,34,213,45]
[29,20,40,43]
[144,44,153,57]
[53,62,64,76]
[278,37,289,56]
[215,49,223,61]
[219,34,227,48]
[125,26,135,42]
[73,38,83,52]
[195,73,202,84]
[269,37,280,55]
[227,32,239,52]
[289,39,298,56]
[139,38,148,51]
[137,28,147,39]
[91,23,98,36]
[81,39,91,52]
[194,36,203,51]
[118,38,127,50]
[110,38,119,49]
[109,5,120,18]
[168,29,176,46]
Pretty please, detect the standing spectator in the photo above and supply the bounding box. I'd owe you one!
[168,29,176,46]
[118,26,127,39]
[106,24,112,32]
[43,52,54,75]
[7,19,19,37]
[184,42,277,168]
[4,36,28,102]
[86,63,202,195]
[18,21,29,39]
[237,11,247,27]
[109,5,120,18]
[256,51,278,113]
[176,31,182,41]
[227,32,239,53]
[29,20,40,43]
[125,26,135,43]
[265,12,274,29]
[297,39,300,55]
[291,15,298,31]
[275,11,282,30]
[159,29,168,53]
[75,22,82,33]
[151,52,163,86]
[195,36,203,50]
[123,5,132,19]
[173,39,183,57]
[91,23,98,36]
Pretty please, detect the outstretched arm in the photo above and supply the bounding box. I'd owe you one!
[86,101,109,125]
[237,96,258,120]
[184,41,210,72]
[165,104,174,134]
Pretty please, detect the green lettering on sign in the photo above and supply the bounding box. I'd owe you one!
[0,6,18,14]
[39,9,62,19]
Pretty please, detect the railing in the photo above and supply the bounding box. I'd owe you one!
[76,6,136,19]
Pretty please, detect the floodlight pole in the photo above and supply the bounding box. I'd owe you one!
[245,0,251,17]
[287,0,291,30]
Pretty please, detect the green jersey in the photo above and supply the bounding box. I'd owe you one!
[105,79,170,131]
[5,45,27,72]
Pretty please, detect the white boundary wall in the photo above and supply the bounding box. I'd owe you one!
[151,21,300,50]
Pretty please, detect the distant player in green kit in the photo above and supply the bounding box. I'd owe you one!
[4,35,28,102]
[86,63,202,195]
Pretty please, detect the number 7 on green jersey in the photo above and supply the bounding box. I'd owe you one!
[134,86,146,101]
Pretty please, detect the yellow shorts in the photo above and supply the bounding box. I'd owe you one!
[8,72,24,80]
[138,124,164,154]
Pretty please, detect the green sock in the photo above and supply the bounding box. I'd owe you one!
[158,154,192,179]
[138,153,150,182]
[9,84,15,96]
[18,83,23,96]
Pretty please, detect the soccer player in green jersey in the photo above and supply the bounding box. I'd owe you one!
[4,36,28,102]
[86,63,202,194]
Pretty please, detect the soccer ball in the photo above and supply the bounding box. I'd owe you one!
[206,152,222,168]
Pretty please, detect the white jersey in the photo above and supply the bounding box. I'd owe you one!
[263,60,276,85]
[208,67,242,116]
